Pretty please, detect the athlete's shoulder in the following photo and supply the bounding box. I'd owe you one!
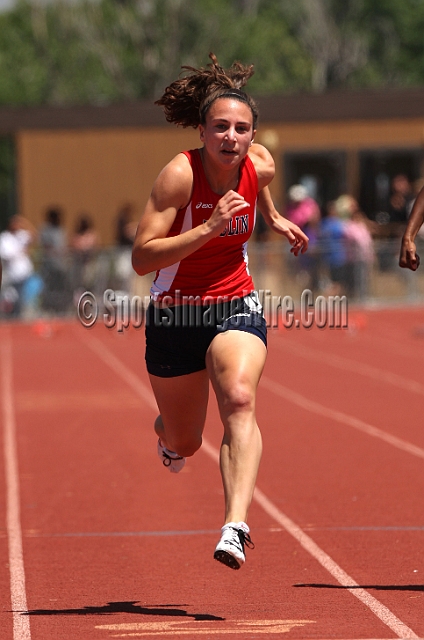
[248,143,275,188]
[152,151,194,210]
[161,150,194,180]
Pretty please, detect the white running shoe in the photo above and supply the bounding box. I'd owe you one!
[157,439,186,473]
[213,522,254,570]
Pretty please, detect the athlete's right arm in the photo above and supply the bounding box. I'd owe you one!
[132,153,251,276]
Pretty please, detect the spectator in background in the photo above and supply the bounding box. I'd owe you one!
[116,202,137,247]
[39,206,71,313]
[114,203,137,292]
[39,207,66,257]
[71,213,99,254]
[335,195,375,301]
[319,200,349,296]
[286,184,320,232]
[286,184,321,290]
[70,213,99,300]
[377,174,414,271]
[388,173,414,226]
[0,215,37,317]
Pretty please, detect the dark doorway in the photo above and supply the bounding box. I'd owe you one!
[359,148,423,220]
[284,151,347,214]
[0,136,17,231]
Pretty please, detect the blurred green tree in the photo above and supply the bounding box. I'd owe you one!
[0,0,423,107]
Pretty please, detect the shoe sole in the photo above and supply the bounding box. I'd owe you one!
[213,549,242,570]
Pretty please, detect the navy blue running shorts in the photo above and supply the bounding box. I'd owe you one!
[145,291,267,378]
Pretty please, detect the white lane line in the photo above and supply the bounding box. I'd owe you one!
[273,337,424,396]
[1,336,31,640]
[81,334,157,409]
[80,334,420,638]
[346,326,424,362]
[260,376,424,461]
[200,440,419,640]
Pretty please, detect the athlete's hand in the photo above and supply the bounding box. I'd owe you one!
[205,190,251,237]
[274,216,309,255]
[399,238,421,270]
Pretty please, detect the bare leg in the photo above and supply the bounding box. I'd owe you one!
[206,330,266,524]
[149,368,209,458]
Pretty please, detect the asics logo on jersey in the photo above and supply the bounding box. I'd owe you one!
[196,202,213,209]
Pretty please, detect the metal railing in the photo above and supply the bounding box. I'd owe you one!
[1,238,423,321]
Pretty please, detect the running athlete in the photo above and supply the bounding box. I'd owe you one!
[399,185,424,271]
[132,54,308,570]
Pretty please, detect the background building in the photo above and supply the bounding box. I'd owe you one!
[0,86,424,244]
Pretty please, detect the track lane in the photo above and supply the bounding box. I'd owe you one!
[78,322,420,636]
[250,319,424,634]
[1,312,423,638]
[268,327,424,451]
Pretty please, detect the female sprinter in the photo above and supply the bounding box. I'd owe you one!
[132,54,308,570]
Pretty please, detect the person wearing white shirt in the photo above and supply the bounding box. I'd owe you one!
[0,216,35,316]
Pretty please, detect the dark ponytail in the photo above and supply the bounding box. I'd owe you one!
[155,53,258,129]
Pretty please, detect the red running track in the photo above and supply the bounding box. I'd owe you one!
[1,307,424,640]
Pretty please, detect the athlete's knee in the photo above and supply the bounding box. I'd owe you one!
[220,381,255,417]
[168,435,202,458]
[154,415,164,437]
[157,413,204,457]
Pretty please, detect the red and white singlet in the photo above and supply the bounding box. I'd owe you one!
[150,148,258,303]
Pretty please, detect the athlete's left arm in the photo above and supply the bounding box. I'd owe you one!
[258,187,308,255]
[249,144,308,255]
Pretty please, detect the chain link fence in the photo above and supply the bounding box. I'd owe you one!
[1,238,423,322]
